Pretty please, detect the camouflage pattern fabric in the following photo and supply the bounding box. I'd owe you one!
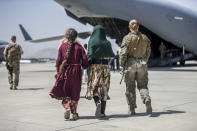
[159,43,166,59]
[8,61,20,87]
[85,64,111,101]
[120,31,151,111]
[5,43,22,88]
[120,32,151,67]
[124,59,151,110]
[6,44,22,62]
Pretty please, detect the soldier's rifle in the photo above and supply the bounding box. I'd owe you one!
[5,55,13,71]
[5,48,10,70]
[120,61,127,85]
[120,67,125,84]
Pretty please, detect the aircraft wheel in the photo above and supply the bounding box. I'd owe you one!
[180,61,185,66]
[172,62,177,66]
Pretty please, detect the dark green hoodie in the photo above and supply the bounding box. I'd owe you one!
[87,25,115,60]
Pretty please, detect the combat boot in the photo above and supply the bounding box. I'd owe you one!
[145,101,152,114]
[13,85,18,90]
[107,95,110,100]
[10,84,13,90]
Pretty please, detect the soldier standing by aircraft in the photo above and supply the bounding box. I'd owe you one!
[3,36,23,90]
[159,42,166,59]
[120,19,152,115]
[115,51,120,71]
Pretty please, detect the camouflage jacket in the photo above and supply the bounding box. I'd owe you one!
[119,32,151,67]
[5,43,23,62]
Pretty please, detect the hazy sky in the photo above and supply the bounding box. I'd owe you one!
[0,0,120,58]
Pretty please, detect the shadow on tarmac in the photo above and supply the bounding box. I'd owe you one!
[150,110,185,117]
[79,114,131,120]
[18,88,44,90]
[149,67,197,72]
[79,110,185,120]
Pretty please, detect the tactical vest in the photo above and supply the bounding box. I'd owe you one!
[7,44,21,61]
[127,32,148,58]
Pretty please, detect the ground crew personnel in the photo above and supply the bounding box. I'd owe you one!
[120,19,152,115]
[115,51,120,71]
[3,36,23,90]
[159,42,166,59]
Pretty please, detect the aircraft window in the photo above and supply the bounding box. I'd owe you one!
[174,16,184,21]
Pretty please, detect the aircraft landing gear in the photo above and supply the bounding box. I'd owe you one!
[180,60,185,66]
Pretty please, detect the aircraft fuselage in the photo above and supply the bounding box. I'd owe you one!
[0,40,8,61]
[55,0,197,56]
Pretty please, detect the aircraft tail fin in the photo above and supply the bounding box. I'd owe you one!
[18,24,90,43]
[19,24,32,41]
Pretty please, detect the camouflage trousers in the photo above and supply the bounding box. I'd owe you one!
[160,51,165,59]
[8,62,20,87]
[124,59,151,110]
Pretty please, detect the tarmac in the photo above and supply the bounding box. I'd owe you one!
[0,62,197,131]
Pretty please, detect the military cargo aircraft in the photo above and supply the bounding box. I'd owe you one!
[53,0,197,66]
[19,0,197,66]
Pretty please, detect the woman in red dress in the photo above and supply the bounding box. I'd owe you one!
[50,28,88,120]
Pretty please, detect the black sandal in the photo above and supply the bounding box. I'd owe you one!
[72,113,79,120]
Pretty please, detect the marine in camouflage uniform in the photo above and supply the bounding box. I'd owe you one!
[120,19,152,115]
[159,42,166,59]
[3,36,23,90]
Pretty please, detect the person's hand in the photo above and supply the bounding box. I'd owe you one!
[54,72,59,79]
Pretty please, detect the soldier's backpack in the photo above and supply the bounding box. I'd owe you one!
[7,44,20,60]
